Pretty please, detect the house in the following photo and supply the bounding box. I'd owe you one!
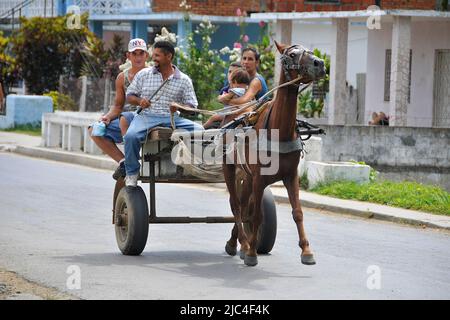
[253,0,450,128]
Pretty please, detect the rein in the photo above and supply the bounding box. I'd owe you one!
[170,75,306,129]
[170,46,310,129]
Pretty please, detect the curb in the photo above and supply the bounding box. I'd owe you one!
[272,194,450,231]
[12,145,117,171]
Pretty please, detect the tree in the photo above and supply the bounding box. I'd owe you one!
[0,31,19,94]
[10,14,107,95]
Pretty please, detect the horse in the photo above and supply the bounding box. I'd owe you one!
[222,41,327,266]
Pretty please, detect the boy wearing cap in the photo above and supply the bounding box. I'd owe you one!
[89,38,149,180]
[124,40,203,187]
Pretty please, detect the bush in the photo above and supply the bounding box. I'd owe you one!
[0,31,19,93]
[10,14,107,95]
[44,91,77,111]
[298,90,324,118]
[299,171,309,190]
[177,21,227,111]
[248,34,275,87]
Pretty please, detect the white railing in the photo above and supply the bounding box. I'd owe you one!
[1,0,151,18]
[0,0,56,18]
[74,0,151,15]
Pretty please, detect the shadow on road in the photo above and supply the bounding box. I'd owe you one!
[54,250,311,291]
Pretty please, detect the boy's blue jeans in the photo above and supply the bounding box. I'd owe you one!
[124,112,203,176]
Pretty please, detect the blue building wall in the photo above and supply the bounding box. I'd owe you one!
[0,95,53,129]
[170,22,262,54]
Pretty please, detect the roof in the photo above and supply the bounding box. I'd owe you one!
[89,12,261,23]
[251,10,450,21]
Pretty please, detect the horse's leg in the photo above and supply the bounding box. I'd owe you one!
[223,164,249,256]
[238,176,253,259]
[244,177,264,267]
[283,173,315,265]
[225,224,238,256]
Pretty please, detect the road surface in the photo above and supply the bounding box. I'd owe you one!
[0,153,449,299]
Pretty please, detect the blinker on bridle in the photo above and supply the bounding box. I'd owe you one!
[280,45,312,84]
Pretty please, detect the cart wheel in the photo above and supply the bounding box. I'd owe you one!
[244,188,277,254]
[114,186,149,256]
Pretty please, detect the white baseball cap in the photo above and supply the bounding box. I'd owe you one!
[128,38,147,52]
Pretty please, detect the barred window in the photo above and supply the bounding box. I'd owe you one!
[384,49,412,103]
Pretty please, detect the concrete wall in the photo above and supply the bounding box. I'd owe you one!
[365,20,450,127]
[0,95,53,129]
[318,124,450,190]
[291,21,368,88]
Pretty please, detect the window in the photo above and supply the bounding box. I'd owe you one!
[384,49,412,103]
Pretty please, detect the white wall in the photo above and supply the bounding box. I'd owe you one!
[291,21,368,88]
[365,20,450,127]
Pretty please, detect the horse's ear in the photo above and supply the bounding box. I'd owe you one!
[274,40,286,54]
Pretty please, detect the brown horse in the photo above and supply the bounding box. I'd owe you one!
[222,41,327,266]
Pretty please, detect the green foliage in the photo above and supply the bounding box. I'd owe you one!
[177,21,226,111]
[313,48,330,95]
[44,91,77,111]
[0,31,19,93]
[311,180,450,216]
[297,49,330,118]
[104,34,126,80]
[9,14,107,95]
[79,29,109,79]
[298,90,324,118]
[299,171,309,190]
[234,16,275,87]
[248,34,275,87]
[1,123,41,136]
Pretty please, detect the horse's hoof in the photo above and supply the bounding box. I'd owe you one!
[225,242,237,256]
[239,249,245,260]
[301,254,316,265]
[244,254,258,267]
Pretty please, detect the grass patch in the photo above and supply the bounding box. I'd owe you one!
[311,180,450,216]
[1,124,41,136]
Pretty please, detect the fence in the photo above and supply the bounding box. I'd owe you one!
[59,76,115,113]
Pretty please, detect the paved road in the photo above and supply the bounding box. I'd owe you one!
[0,153,449,300]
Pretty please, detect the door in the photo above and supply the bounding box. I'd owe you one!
[433,50,450,127]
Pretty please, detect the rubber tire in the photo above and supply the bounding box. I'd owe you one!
[244,188,277,254]
[115,186,149,256]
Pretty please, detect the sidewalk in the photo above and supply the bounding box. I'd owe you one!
[0,131,116,171]
[1,131,449,231]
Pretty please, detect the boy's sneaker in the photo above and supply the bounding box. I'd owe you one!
[125,174,139,187]
[112,162,126,180]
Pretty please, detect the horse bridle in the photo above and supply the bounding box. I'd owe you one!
[280,45,312,83]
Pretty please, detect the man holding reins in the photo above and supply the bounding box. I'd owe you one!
[124,40,203,187]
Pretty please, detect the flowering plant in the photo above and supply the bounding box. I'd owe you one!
[178,20,227,111]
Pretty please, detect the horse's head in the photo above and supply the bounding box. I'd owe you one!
[275,41,326,84]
